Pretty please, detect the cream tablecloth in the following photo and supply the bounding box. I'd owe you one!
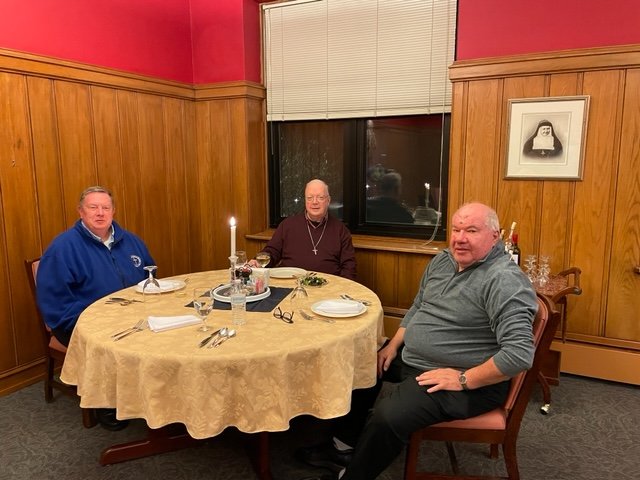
[60,270,383,440]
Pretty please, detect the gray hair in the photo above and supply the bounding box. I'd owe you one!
[305,179,330,197]
[79,186,114,207]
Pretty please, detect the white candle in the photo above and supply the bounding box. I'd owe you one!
[424,183,430,207]
[229,217,236,257]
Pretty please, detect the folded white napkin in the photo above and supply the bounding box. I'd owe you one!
[147,315,201,332]
[317,300,363,314]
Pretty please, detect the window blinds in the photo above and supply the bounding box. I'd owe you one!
[262,0,457,121]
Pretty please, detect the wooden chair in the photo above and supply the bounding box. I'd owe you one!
[404,293,560,480]
[24,257,96,428]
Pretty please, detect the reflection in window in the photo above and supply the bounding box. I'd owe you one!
[268,114,449,241]
[365,116,447,228]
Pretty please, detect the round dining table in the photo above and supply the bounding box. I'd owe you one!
[60,269,384,478]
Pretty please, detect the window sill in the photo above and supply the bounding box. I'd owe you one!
[246,230,446,256]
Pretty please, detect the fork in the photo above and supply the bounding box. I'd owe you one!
[299,309,335,324]
[340,294,372,306]
[111,319,144,338]
[112,319,146,341]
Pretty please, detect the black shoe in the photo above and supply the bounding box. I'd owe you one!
[96,408,129,431]
[296,442,353,473]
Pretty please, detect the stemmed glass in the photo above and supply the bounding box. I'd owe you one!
[193,287,214,332]
[142,266,160,301]
[255,252,271,268]
[235,251,247,267]
[290,274,308,313]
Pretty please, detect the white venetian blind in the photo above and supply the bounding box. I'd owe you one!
[262,0,457,121]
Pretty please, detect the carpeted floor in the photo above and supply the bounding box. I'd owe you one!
[0,374,638,480]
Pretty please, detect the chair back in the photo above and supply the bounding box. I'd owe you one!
[24,257,67,353]
[502,293,552,415]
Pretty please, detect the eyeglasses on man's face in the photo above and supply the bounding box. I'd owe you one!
[273,306,294,323]
[305,195,328,202]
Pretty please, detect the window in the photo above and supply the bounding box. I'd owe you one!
[262,0,456,240]
[268,114,449,240]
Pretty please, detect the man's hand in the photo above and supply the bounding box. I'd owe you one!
[377,344,397,377]
[416,368,462,393]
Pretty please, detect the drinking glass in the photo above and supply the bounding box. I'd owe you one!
[193,287,214,332]
[255,252,271,268]
[142,265,160,301]
[290,274,308,313]
[235,251,247,266]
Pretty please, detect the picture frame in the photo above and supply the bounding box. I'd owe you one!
[505,96,589,180]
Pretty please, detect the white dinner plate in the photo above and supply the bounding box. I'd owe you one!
[269,267,307,279]
[212,284,271,303]
[311,299,367,318]
[135,279,186,294]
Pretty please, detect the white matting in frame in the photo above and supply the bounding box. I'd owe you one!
[505,96,589,180]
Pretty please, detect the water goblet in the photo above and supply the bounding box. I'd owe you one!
[290,274,309,313]
[142,265,160,300]
[255,252,271,268]
[193,287,214,332]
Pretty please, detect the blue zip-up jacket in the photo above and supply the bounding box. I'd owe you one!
[36,220,155,333]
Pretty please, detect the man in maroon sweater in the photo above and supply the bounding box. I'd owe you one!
[256,179,356,279]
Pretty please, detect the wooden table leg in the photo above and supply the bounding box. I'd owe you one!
[100,424,273,480]
[245,431,273,480]
[100,424,199,465]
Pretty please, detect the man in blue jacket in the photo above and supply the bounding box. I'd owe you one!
[37,186,155,430]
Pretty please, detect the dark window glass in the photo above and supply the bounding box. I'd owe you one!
[267,114,449,240]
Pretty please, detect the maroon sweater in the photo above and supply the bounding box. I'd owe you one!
[263,213,356,280]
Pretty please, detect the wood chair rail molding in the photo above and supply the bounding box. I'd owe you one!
[0,47,266,102]
[449,43,640,81]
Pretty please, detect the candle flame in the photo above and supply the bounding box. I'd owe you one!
[229,217,236,227]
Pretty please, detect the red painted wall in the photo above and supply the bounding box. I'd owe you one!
[0,0,194,83]
[190,0,261,84]
[457,0,640,59]
[0,0,638,84]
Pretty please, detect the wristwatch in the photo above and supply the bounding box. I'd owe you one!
[459,371,469,391]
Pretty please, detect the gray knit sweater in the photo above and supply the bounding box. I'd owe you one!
[400,242,537,377]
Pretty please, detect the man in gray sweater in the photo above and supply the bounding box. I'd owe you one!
[299,202,538,480]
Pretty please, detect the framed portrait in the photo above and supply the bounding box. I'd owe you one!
[505,96,589,180]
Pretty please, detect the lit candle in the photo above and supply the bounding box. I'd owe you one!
[229,217,236,257]
[424,183,430,207]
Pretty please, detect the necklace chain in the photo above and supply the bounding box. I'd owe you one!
[306,219,327,255]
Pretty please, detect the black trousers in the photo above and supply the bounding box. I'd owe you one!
[51,327,72,347]
[337,353,510,480]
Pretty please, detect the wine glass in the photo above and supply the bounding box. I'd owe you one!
[235,251,247,267]
[193,287,214,332]
[255,252,271,268]
[290,274,308,313]
[142,265,160,301]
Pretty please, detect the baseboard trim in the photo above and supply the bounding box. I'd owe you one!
[554,340,640,385]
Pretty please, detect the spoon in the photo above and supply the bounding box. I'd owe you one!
[210,328,236,348]
[205,327,227,349]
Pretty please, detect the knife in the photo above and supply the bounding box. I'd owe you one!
[198,328,222,348]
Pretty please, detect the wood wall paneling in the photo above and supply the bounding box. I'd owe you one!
[451,45,640,384]
[605,68,640,340]
[0,72,43,367]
